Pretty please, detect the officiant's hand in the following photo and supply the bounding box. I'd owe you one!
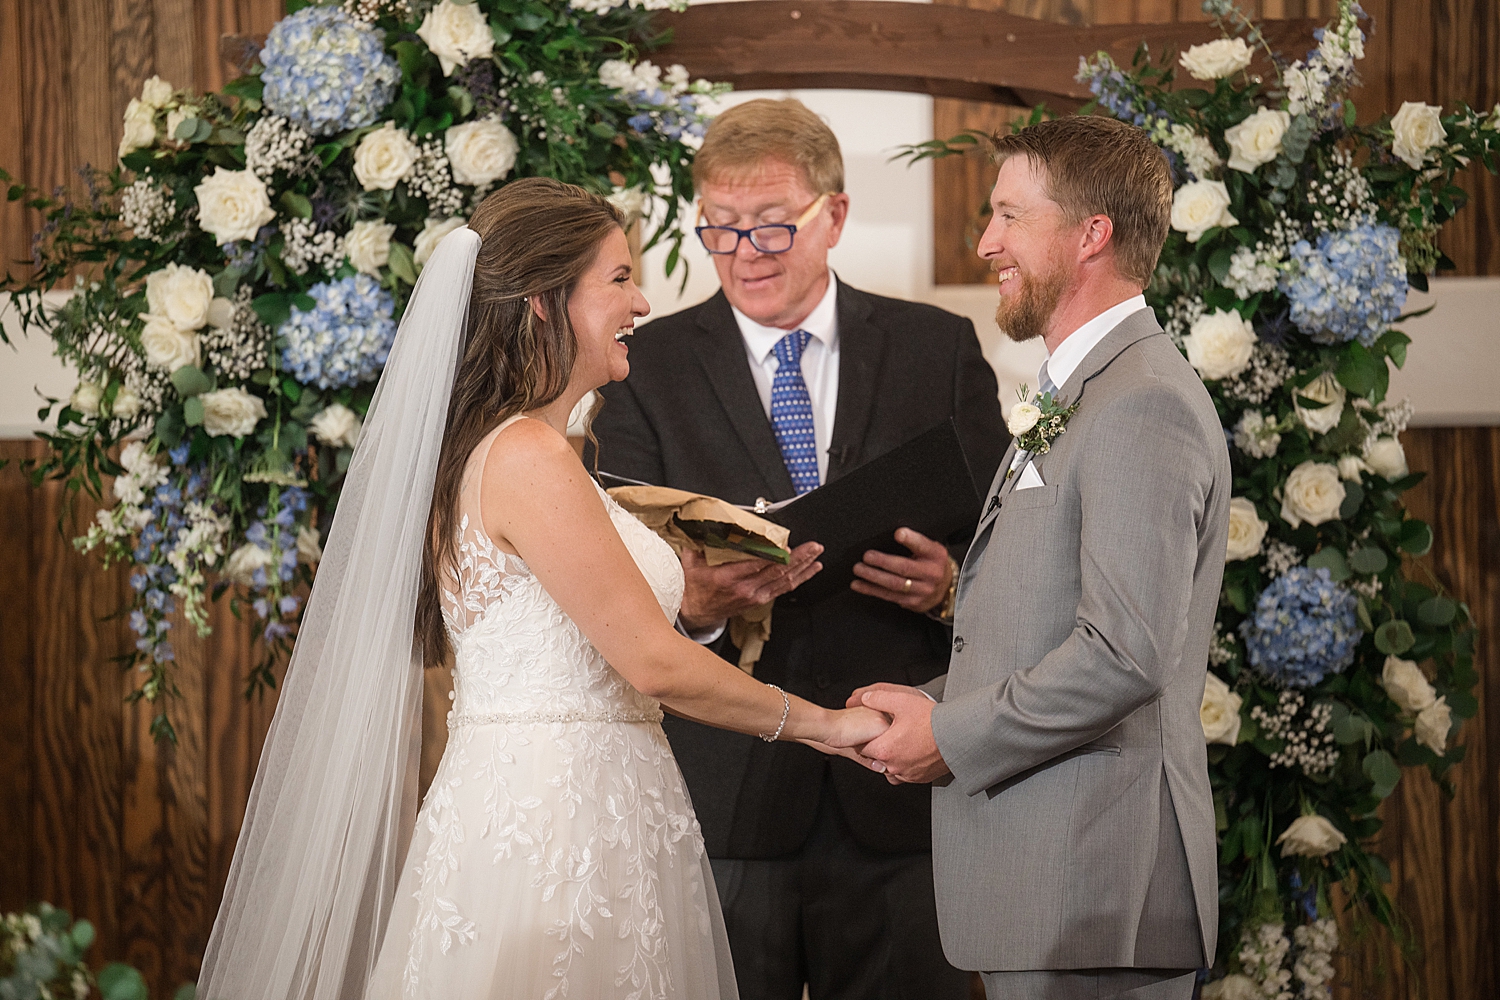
[851,528,954,613]
[845,682,951,784]
[678,541,824,631]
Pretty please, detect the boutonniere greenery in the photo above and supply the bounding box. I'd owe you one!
[1007,384,1080,460]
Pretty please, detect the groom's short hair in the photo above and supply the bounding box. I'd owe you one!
[693,98,844,196]
[990,115,1171,286]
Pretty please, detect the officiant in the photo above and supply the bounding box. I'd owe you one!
[590,98,1006,1000]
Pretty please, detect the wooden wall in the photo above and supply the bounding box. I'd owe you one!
[0,0,285,278]
[933,0,1500,283]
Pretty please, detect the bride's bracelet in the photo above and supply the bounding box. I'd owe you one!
[759,684,790,742]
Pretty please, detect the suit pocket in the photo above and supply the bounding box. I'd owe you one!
[1001,484,1059,511]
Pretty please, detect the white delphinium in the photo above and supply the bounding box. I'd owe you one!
[409,138,466,217]
[1238,923,1295,1000]
[244,115,314,180]
[1263,538,1302,578]
[1282,1,1363,117]
[1234,409,1283,459]
[120,178,176,241]
[1147,117,1223,180]
[1221,343,1296,405]
[1226,245,1283,298]
[280,217,344,276]
[167,500,232,632]
[201,286,270,382]
[1292,920,1339,1000]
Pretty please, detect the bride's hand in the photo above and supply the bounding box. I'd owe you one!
[822,704,891,751]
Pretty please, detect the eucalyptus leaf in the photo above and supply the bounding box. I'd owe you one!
[1347,545,1387,574]
[1374,619,1415,655]
[1307,547,1350,581]
[170,365,215,398]
[388,241,418,285]
[1418,596,1457,626]
[183,396,205,427]
[193,117,214,143]
[1338,480,1365,519]
[98,963,149,1000]
[1362,749,1401,798]
[1400,519,1433,556]
[175,117,201,141]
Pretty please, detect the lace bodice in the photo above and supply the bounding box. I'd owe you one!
[436,418,685,726]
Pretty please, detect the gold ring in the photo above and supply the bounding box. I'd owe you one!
[903,578,913,593]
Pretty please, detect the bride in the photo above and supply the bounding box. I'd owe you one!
[196,177,888,1000]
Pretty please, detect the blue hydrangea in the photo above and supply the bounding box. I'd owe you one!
[1239,567,1363,689]
[279,275,396,388]
[1280,223,1409,346]
[260,6,400,137]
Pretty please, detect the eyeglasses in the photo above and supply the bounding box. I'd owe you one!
[694,193,831,255]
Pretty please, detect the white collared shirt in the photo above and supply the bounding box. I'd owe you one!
[1008,294,1149,478]
[730,273,841,485]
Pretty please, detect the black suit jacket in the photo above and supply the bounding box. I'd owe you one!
[590,278,1007,858]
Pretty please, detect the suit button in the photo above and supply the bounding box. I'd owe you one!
[952,636,965,652]
[815,673,831,690]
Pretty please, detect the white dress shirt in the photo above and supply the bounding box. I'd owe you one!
[730,273,841,485]
[1009,294,1148,482]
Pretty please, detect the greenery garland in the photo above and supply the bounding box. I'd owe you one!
[907,1,1495,995]
[1,0,724,742]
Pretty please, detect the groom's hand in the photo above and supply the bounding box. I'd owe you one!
[678,541,824,631]
[846,683,952,785]
[851,528,953,613]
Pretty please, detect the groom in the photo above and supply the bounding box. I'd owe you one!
[853,115,1231,999]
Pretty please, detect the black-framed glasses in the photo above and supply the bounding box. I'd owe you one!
[694,193,831,255]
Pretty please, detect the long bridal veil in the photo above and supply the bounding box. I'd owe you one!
[198,227,481,1000]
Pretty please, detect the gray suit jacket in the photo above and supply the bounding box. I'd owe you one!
[924,308,1230,972]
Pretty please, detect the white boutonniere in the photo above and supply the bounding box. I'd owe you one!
[1005,384,1079,477]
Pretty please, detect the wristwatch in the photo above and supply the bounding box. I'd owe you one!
[926,556,959,625]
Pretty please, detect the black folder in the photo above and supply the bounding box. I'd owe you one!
[765,419,983,604]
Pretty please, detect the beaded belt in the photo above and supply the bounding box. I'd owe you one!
[448,708,664,728]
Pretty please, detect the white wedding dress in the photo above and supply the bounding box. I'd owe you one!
[366,417,738,1000]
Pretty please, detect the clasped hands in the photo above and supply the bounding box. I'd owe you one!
[799,683,949,784]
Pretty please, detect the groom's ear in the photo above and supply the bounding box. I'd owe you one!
[1077,213,1115,264]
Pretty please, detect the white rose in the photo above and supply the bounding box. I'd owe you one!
[208,296,235,329]
[140,314,201,372]
[309,403,362,449]
[1184,308,1257,381]
[353,122,418,191]
[1381,655,1436,714]
[140,75,174,108]
[1390,101,1447,170]
[200,387,268,438]
[1006,402,1042,436]
[444,119,519,188]
[1202,975,1261,1000]
[1224,107,1291,173]
[166,108,190,142]
[416,0,495,76]
[145,263,215,330]
[1200,672,1243,746]
[224,543,275,585]
[70,382,104,417]
[414,216,468,267]
[1365,436,1408,480]
[345,219,396,276]
[1178,37,1253,80]
[111,384,142,420]
[119,98,157,158]
[1225,497,1267,562]
[1414,697,1452,755]
[1276,814,1347,858]
[297,525,323,566]
[607,185,651,222]
[1170,180,1238,243]
[1294,371,1347,435]
[194,167,276,244]
[1337,455,1369,481]
[1280,460,1346,528]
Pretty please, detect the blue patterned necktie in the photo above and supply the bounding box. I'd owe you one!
[770,330,820,494]
[1038,361,1058,400]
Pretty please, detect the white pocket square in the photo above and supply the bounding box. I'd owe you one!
[1014,462,1045,490]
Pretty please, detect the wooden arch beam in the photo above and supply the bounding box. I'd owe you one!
[651,1,1321,109]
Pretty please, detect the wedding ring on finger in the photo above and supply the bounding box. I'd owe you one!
[903,578,913,593]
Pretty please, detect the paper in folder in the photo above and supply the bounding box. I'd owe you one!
[765,419,983,604]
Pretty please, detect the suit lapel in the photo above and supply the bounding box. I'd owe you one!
[691,292,795,498]
[827,279,886,482]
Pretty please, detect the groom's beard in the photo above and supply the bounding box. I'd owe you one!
[994,255,1068,344]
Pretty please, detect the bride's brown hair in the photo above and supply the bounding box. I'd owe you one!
[415,177,624,667]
